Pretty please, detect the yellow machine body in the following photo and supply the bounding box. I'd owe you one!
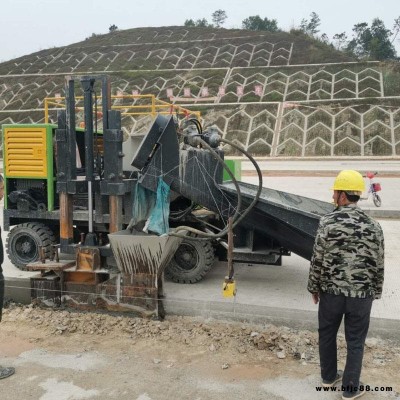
[3,126,49,178]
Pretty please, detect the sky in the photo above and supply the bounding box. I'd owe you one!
[0,0,399,62]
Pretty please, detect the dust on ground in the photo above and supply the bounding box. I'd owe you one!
[0,304,399,400]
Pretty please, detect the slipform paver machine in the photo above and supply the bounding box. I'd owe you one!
[2,75,334,317]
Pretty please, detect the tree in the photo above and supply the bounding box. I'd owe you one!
[184,19,195,27]
[211,9,227,28]
[320,33,329,44]
[300,12,321,36]
[242,15,279,32]
[333,32,348,50]
[346,18,396,60]
[369,18,396,59]
[109,24,118,33]
[346,22,370,56]
[184,18,209,27]
[392,16,400,44]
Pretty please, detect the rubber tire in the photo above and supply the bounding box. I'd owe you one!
[373,193,382,207]
[6,223,56,271]
[165,235,215,284]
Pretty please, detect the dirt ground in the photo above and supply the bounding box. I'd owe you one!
[0,305,399,400]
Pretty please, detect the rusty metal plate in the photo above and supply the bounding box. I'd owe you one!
[26,260,76,271]
[76,247,101,271]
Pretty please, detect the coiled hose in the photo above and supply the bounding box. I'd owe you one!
[170,133,263,241]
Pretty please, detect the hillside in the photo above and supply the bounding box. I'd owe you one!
[0,26,354,75]
[0,25,399,157]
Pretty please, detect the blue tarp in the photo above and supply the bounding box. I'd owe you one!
[131,178,170,235]
[146,178,170,235]
[131,182,156,226]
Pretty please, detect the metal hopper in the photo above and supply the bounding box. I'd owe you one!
[108,229,183,278]
[106,229,183,318]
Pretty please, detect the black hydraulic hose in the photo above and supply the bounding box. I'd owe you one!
[171,137,263,241]
[187,118,203,134]
[170,137,243,241]
[219,137,263,227]
[169,202,196,221]
[170,120,263,241]
[217,138,263,227]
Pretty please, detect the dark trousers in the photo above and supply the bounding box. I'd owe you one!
[0,271,4,322]
[318,292,373,391]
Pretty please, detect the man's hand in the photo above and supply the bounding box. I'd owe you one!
[312,292,319,304]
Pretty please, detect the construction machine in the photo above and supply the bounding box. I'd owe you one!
[2,75,334,317]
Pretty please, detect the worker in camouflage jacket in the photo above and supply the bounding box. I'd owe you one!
[308,170,384,400]
[0,174,16,379]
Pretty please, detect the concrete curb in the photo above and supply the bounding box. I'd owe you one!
[4,277,31,305]
[5,277,399,342]
[364,209,400,219]
[163,298,400,341]
[242,170,400,178]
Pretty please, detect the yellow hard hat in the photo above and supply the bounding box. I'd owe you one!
[331,170,365,192]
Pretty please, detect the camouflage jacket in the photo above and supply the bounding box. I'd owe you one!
[307,204,384,299]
